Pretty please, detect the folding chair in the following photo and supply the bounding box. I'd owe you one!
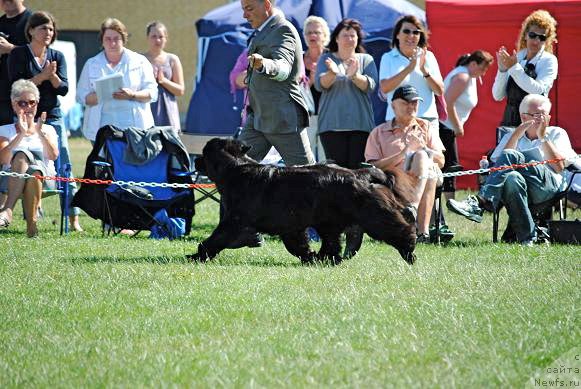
[19,136,70,235]
[72,126,195,236]
[180,133,222,205]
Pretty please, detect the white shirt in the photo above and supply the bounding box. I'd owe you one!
[492,126,576,189]
[0,123,57,175]
[379,48,443,120]
[442,66,478,128]
[77,48,158,141]
[492,48,558,101]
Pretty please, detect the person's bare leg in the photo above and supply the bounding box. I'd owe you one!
[69,215,83,232]
[22,177,42,237]
[0,153,29,224]
[417,176,437,235]
[408,151,431,234]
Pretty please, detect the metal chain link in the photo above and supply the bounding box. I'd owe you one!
[1,154,578,186]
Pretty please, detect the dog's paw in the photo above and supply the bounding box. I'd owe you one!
[187,252,209,262]
[400,250,416,265]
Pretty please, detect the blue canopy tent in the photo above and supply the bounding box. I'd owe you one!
[185,0,424,135]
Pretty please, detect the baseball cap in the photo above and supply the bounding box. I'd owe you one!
[392,85,423,102]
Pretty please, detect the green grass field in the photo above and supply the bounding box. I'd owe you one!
[0,138,579,387]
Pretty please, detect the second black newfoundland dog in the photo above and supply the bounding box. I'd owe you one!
[190,138,417,264]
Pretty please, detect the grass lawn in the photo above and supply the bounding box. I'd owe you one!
[0,137,579,387]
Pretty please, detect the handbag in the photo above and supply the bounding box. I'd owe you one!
[435,94,448,122]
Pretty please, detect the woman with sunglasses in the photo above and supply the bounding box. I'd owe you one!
[0,79,58,237]
[7,10,83,231]
[378,15,444,133]
[492,9,558,126]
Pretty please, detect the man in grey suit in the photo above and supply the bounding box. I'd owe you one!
[240,0,315,166]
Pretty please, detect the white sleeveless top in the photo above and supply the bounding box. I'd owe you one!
[442,66,478,128]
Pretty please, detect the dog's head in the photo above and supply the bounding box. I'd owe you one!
[195,138,254,180]
[203,138,251,159]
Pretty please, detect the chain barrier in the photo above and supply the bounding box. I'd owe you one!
[420,154,580,180]
[0,170,216,189]
[1,154,578,186]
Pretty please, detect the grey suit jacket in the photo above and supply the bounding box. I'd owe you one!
[245,13,309,134]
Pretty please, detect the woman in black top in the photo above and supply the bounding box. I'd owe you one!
[8,11,82,231]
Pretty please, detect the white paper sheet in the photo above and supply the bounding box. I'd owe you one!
[94,73,123,103]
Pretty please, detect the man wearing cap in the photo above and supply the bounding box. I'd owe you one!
[365,84,445,243]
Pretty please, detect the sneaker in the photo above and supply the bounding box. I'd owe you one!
[447,195,484,223]
[416,233,430,244]
[429,224,455,243]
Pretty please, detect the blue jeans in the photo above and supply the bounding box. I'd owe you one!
[480,149,561,242]
[47,117,80,216]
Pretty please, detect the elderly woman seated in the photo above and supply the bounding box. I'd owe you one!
[0,79,59,237]
[365,85,445,243]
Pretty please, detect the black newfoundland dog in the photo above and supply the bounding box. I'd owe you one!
[190,138,417,264]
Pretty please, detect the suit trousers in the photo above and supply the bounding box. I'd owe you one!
[239,128,315,166]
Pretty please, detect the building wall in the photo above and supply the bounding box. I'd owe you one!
[26,0,229,115]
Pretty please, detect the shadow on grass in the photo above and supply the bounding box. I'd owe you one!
[68,253,332,268]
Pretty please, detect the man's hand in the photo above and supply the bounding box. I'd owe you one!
[515,118,536,138]
[404,126,426,151]
[0,36,14,55]
[535,114,550,140]
[248,53,264,70]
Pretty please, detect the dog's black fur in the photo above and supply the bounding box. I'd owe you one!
[191,138,417,264]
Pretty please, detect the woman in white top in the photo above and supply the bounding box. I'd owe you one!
[0,79,58,237]
[492,9,558,126]
[77,18,157,142]
[440,50,493,200]
[379,15,444,131]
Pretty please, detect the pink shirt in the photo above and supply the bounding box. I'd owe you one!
[364,118,444,170]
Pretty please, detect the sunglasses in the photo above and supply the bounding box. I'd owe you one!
[16,100,38,108]
[401,28,421,36]
[527,31,547,42]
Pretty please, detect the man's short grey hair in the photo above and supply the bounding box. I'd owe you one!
[519,94,552,114]
[11,79,40,101]
[303,15,331,46]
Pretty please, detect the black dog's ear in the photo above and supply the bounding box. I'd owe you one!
[241,144,252,154]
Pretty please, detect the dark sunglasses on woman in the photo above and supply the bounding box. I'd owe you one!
[16,100,38,108]
[401,28,421,36]
[527,31,547,41]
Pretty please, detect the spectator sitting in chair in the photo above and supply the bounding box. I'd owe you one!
[447,94,577,245]
[0,79,59,237]
[365,85,445,243]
